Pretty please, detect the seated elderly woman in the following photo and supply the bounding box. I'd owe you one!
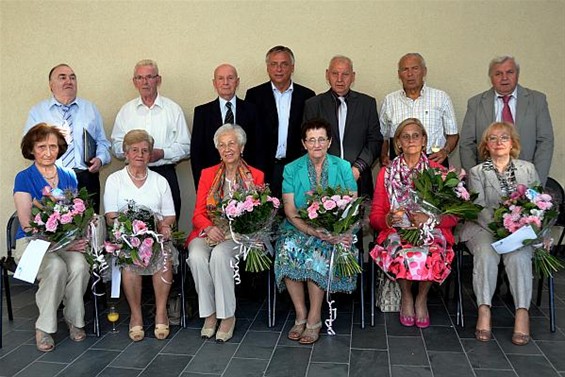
[13,123,90,352]
[460,122,539,346]
[275,118,357,345]
[104,129,176,342]
[370,118,458,328]
[187,124,264,343]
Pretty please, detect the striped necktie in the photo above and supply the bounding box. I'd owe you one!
[337,96,347,159]
[61,105,75,168]
[225,101,234,124]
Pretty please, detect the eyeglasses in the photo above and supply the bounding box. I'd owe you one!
[400,133,422,141]
[133,75,159,82]
[487,135,511,144]
[305,137,329,146]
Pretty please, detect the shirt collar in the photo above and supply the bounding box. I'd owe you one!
[402,83,426,99]
[49,96,77,109]
[271,81,294,94]
[494,86,518,99]
[219,96,236,108]
[136,93,162,109]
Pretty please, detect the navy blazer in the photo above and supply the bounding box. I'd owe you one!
[245,81,315,183]
[190,97,257,185]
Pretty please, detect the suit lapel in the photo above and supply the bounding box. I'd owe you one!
[212,98,223,125]
[515,85,528,133]
[327,156,338,187]
[484,168,502,195]
[479,90,496,124]
[297,157,312,192]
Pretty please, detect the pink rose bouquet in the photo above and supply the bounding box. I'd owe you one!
[488,184,563,278]
[219,184,280,273]
[104,202,164,269]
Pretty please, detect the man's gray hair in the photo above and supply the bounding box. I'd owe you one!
[213,123,247,149]
[328,55,354,71]
[398,53,427,71]
[134,59,159,76]
[488,56,520,76]
[265,45,295,65]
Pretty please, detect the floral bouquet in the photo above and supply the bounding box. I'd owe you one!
[220,184,280,274]
[27,186,95,252]
[398,167,483,246]
[488,184,563,278]
[298,186,364,277]
[104,201,165,270]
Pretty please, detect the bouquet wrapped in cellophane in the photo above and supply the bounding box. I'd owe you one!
[298,186,365,278]
[488,184,563,278]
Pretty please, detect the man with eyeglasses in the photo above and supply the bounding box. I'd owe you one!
[24,63,111,213]
[245,45,315,198]
[380,53,458,167]
[111,59,191,220]
[460,55,554,185]
[191,64,257,185]
[304,55,382,198]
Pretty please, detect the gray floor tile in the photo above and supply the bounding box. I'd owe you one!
[139,354,192,376]
[109,337,167,368]
[384,313,422,336]
[0,344,43,376]
[56,349,120,377]
[428,351,474,377]
[265,346,311,376]
[40,335,99,362]
[474,370,518,377]
[185,342,238,374]
[507,354,560,377]
[391,365,432,377]
[0,330,34,355]
[350,349,389,377]
[161,328,205,356]
[422,326,463,352]
[311,334,350,363]
[11,361,66,377]
[537,340,565,371]
[235,331,279,359]
[389,337,428,366]
[461,338,511,369]
[493,327,542,355]
[223,357,268,377]
[91,329,135,351]
[307,362,349,377]
[97,366,143,377]
[351,323,387,349]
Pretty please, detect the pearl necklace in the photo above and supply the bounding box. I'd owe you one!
[126,166,148,181]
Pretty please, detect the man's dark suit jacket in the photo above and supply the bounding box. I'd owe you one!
[245,81,315,187]
[304,89,383,197]
[190,97,257,185]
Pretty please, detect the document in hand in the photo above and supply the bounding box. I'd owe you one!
[83,129,96,165]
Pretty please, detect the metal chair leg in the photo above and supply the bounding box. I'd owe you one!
[267,270,273,327]
[0,264,3,348]
[92,286,100,337]
[456,247,464,328]
[359,250,365,329]
[4,268,13,321]
[180,250,187,328]
[549,275,556,332]
[370,258,375,327]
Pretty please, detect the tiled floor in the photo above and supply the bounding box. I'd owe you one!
[1,257,565,377]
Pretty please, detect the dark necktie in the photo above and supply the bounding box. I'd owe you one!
[224,102,234,124]
[501,95,514,124]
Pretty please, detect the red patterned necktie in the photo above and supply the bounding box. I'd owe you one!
[501,95,514,124]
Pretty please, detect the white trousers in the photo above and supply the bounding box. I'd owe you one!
[187,237,239,319]
[15,238,90,333]
[466,229,533,310]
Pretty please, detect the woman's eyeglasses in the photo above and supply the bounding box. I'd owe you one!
[400,133,422,141]
[487,135,511,144]
[305,137,329,146]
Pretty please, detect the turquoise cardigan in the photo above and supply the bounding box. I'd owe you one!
[282,154,357,209]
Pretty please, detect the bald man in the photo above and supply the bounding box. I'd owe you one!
[191,64,258,185]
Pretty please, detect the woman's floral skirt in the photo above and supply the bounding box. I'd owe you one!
[369,230,454,284]
[275,226,357,293]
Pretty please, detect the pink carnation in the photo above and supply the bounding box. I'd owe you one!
[267,196,280,208]
[534,194,553,210]
[104,241,121,254]
[225,201,241,218]
[142,237,154,247]
[34,213,44,225]
[242,197,255,212]
[323,199,337,211]
[72,198,86,214]
[130,237,141,248]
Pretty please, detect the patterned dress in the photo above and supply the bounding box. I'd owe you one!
[275,156,358,293]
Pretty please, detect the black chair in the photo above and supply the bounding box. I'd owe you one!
[535,177,565,333]
[1,212,101,347]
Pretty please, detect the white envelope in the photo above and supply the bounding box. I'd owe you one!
[491,225,537,254]
[14,239,50,283]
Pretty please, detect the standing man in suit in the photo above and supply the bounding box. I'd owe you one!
[191,64,257,185]
[245,45,315,198]
[25,63,111,213]
[460,56,554,185]
[380,53,459,167]
[304,55,382,198]
[112,59,191,221]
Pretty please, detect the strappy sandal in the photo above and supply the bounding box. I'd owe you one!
[67,322,86,342]
[475,329,492,342]
[288,319,307,341]
[129,325,145,342]
[299,322,322,345]
[512,332,530,346]
[36,329,55,352]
